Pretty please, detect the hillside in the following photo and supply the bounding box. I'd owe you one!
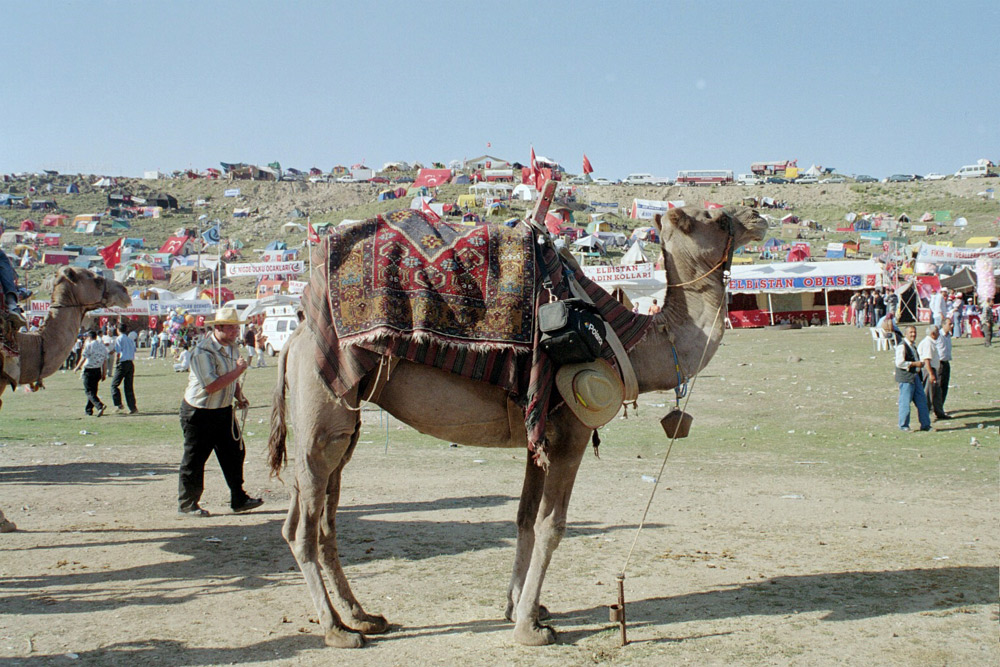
[5,174,998,300]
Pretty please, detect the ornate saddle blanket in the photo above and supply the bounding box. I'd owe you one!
[1,309,22,387]
[324,209,537,349]
[304,209,654,456]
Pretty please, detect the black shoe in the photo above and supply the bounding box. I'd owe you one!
[178,507,211,517]
[96,405,106,417]
[129,409,139,415]
[936,414,952,420]
[232,497,264,513]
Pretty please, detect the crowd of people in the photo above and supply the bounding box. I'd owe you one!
[851,283,995,432]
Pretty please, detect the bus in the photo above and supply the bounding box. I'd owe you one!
[675,170,734,186]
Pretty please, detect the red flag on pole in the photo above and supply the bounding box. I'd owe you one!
[421,198,441,222]
[307,222,320,245]
[530,146,540,188]
[582,154,593,174]
[99,237,124,269]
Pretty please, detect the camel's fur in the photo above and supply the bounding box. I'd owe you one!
[0,267,131,407]
[268,206,766,647]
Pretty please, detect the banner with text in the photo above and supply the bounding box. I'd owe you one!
[729,275,868,291]
[225,260,304,277]
[915,242,1000,266]
[582,263,655,283]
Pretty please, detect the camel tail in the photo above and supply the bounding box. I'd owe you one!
[267,344,290,478]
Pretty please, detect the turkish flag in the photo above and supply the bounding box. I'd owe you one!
[99,317,109,328]
[704,201,723,209]
[149,316,159,330]
[421,199,441,222]
[195,315,206,327]
[99,237,124,269]
[307,222,321,245]
[582,154,593,174]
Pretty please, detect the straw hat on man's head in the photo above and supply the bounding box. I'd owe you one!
[207,306,246,326]
[555,359,625,429]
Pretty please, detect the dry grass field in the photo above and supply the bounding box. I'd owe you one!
[1,324,996,665]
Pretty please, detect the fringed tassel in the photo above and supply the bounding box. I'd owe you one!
[528,439,550,471]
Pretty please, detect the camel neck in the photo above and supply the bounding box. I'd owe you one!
[20,300,86,382]
[631,248,727,393]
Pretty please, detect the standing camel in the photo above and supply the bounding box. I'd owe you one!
[268,205,767,648]
[1,266,131,408]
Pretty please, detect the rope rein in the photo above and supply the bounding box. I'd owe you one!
[619,292,727,578]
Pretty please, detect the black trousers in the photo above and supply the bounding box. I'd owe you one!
[178,401,248,511]
[82,368,104,414]
[111,360,136,411]
[938,360,951,406]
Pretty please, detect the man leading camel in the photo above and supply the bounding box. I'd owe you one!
[177,307,263,517]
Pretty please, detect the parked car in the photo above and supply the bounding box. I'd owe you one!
[737,173,763,185]
[954,164,988,179]
[886,174,921,182]
[308,175,329,183]
[370,176,390,184]
[567,176,591,185]
[854,175,878,183]
[765,176,789,184]
[924,173,947,181]
[591,177,614,186]
[393,176,414,183]
[819,176,847,184]
[795,176,818,184]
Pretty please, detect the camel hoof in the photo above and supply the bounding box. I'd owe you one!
[505,604,550,623]
[513,622,557,646]
[324,628,365,649]
[349,613,388,635]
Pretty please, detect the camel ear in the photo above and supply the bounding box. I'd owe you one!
[60,267,81,284]
[666,208,695,234]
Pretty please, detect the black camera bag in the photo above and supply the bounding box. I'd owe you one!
[538,298,607,365]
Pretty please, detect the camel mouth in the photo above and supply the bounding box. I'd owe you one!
[105,285,132,309]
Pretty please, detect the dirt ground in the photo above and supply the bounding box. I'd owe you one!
[2,403,997,666]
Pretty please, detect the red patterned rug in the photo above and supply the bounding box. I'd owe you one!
[324,209,537,349]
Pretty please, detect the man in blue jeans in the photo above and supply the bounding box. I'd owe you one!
[894,325,931,432]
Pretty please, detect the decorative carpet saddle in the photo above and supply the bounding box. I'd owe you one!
[303,209,653,457]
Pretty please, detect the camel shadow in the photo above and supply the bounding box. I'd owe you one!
[551,565,998,645]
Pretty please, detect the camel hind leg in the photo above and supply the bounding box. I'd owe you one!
[281,339,383,648]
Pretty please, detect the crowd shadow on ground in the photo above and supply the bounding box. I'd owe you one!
[0,461,176,485]
[1,493,664,620]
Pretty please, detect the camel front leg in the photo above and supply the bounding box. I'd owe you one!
[511,435,588,646]
[505,453,544,622]
[317,426,389,635]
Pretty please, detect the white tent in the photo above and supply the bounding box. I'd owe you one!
[512,183,537,201]
[282,222,307,233]
[572,235,606,252]
[620,240,650,265]
[803,164,823,177]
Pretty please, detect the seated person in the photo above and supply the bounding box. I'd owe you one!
[0,249,31,315]
[876,312,902,344]
[173,343,191,372]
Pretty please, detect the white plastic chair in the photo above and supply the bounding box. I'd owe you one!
[870,327,889,352]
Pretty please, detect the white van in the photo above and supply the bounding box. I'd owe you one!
[954,164,988,179]
[737,173,762,185]
[260,305,300,356]
[623,173,657,185]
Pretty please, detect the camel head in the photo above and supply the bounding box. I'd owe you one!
[51,267,131,312]
[653,205,767,273]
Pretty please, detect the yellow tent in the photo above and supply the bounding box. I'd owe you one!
[965,236,998,248]
[456,194,477,208]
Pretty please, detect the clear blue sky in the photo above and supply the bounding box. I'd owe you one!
[2,1,997,180]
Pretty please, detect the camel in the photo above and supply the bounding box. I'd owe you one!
[0,266,131,408]
[268,205,767,648]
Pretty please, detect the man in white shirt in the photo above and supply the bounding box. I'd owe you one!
[917,324,948,420]
[934,319,954,415]
[73,330,108,416]
[894,325,931,431]
[928,290,946,328]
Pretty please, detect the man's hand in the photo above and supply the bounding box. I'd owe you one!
[235,396,250,410]
[235,358,249,373]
